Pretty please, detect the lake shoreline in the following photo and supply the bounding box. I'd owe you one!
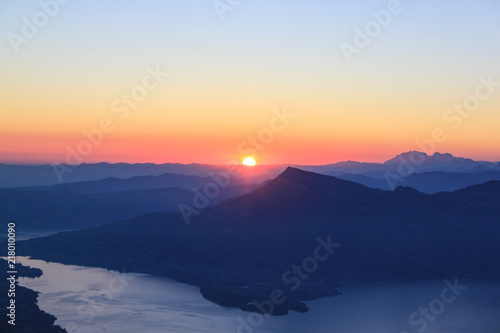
[0,258,67,333]
[16,256,500,333]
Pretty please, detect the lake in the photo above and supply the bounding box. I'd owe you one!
[17,257,500,333]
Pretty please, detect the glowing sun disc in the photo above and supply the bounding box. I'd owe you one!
[242,157,256,166]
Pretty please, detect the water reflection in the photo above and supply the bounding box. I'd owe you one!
[17,257,500,333]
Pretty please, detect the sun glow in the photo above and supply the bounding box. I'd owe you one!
[242,157,256,166]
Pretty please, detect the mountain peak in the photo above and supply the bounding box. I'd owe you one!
[263,167,379,198]
[433,152,453,157]
[277,166,338,183]
[382,151,477,171]
[280,166,311,177]
[383,151,429,165]
[432,152,456,161]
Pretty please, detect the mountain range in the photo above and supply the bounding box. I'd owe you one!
[5,152,500,230]
[2,151,498,188]
[2,173,263,229]
[20,167,500,315]
[338,170,500,193]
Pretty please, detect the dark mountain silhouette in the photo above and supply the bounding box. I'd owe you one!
[20,167,500,315]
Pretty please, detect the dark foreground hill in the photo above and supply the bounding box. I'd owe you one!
[20,168,500,315]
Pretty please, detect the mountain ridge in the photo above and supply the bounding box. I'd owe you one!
[2,151,499,187]
[19,167,500,315]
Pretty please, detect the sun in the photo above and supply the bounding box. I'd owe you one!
[242,157,256,166]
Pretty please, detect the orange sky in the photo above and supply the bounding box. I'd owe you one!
[1,1,499,165]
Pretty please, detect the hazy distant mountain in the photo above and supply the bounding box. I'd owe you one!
[383,151,479,172]
[0,163,283,188]
[2,152,498,188]
[334,173,388,189]
[304,151,500,192]
[4,182,263,229]
[338,170,500,194]
[21,167,500,315]
[299,151,500,176]
[293,161,385,174]
[1,187,193,229]
[0,162,178,187]
[20,173,219,194]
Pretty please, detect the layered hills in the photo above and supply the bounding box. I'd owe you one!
[20,168,500,314]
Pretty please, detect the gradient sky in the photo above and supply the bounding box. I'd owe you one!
[1,0,499,165]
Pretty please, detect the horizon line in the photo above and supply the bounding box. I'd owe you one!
[1,150,499,167]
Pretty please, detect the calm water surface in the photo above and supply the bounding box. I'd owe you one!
[17,257,500,333]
